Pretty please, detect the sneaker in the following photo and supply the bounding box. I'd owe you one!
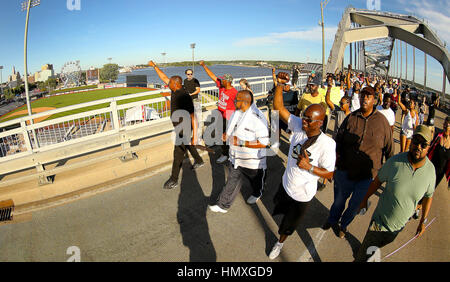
[208,205,228,213]
[163,178,178,190]
[269,242,284,260]
[216,155,228,164]
[192,161,205,170]
[246,195,260,205]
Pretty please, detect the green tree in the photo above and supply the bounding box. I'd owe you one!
[79,70,87,85]
[4,88,14,100]
[100,64,119,83]
[47,78,58,91]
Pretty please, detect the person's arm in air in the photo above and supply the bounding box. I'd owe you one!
[397,91,407,112]
[199,60,218,83]
[273,72,291,125]
[272,68,278,87]
[148,61,169,85]
[325,82,335,111]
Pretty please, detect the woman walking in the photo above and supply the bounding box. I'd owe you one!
[398,98,418,152]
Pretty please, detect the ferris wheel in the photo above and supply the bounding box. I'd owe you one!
[61,60,81,88]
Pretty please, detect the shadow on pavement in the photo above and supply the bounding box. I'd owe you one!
[177,160,217,262]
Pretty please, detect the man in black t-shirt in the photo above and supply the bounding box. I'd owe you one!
[183,69,201,100]
[149,61,204,190]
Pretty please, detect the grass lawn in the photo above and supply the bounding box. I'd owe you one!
[0,87,164,122]
[50,85,98,95]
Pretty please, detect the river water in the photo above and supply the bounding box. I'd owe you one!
[117,65,292,84]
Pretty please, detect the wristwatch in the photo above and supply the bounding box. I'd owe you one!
[309,165,314,174]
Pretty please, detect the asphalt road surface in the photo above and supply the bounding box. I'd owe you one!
[0,109,448,262]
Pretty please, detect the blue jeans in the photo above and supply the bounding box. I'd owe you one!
[327,170,372,230]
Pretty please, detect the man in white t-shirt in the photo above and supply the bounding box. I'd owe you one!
[208,90,270,213]
[376,94,396,132]
[268,72,336,260]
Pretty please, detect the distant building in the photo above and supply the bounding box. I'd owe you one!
[35,64,55,82]
[28,74,35,84]
[41,64,53,71]
[86,67,99,85]
[8,66,21,83]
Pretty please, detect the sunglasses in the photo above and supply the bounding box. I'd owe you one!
[411,137,429,149]
[186,73,193,75]
[301,114,321,123]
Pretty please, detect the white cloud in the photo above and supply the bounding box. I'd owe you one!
[403,0,450,45]
[233,26,338,47]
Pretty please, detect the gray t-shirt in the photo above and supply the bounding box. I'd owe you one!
[372,153,435,232]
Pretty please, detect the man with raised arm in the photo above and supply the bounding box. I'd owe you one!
[148,60,204,189]
[199,60,237,164]
[268,72,336,260]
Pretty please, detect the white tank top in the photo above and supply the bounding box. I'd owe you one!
[402,111,417,138]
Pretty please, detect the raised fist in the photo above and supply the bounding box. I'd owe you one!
[276,72,290,84]
[148,60,156,68]
[199,60,205,66]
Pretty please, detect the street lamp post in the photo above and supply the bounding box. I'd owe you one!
[320,0,330,82]
[0,66,3,96]
[21,0,40,118]
[190,43,196,73]
[21,0,40,148]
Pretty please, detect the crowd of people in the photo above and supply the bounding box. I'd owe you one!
[147,60,448,262]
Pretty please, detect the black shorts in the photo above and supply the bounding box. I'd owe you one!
[272,183,311,236]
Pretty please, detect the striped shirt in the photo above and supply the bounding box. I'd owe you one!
[227,103,270,170]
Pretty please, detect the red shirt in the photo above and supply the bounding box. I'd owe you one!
[216,79,237,120]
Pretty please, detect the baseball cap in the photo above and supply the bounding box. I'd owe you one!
[308,76,321,86]
[220,74,233,82]
[361,86,375,96]
[413,125,432,143]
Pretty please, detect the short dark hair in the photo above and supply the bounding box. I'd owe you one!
[185,69,193,74]
[170,76,183,86]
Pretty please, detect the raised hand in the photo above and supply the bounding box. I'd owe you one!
[148,60,156,68]
[276,72,290,85]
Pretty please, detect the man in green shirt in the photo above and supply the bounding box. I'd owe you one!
[355,125,435,262]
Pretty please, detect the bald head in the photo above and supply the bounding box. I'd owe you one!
[305,104,326,121]
[302,104,325,136]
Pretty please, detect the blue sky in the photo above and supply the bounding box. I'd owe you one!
[0,0,448,92]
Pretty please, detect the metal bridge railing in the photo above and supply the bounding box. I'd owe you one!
[0,76,278,171]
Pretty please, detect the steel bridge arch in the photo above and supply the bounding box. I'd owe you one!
[326,7,450,82]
